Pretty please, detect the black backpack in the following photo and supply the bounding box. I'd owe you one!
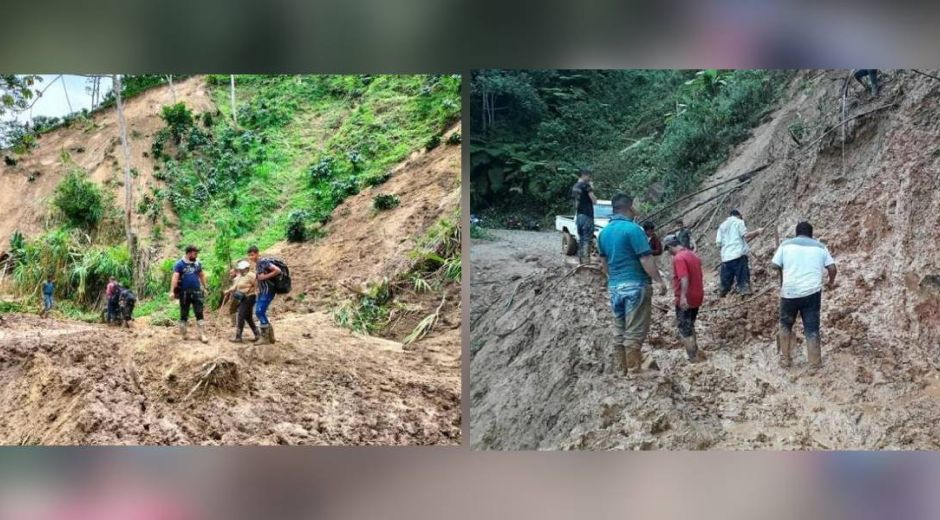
[261,257,292,294]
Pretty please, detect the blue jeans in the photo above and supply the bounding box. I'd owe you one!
[255,291,275,326]
[720,255,750,295]
[609,282,652,348]
[576,214,594,258]
[43,294,53,311]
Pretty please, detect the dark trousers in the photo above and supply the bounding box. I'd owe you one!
[675,306,700,338]
[719,255,750,295]
[236,294,259,338]
[779,291,822,339]
[106,294,120,322]
[854,69,879,95]
[179,289,205,322]
[576,214,594,258]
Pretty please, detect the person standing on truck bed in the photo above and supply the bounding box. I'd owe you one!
[771,221,837,371]
[597,193,668,375]
[716,209,764,297]
[248,245,282,345]
[571,168,597,265]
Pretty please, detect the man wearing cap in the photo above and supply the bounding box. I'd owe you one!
[170,245,209,343]
[771,221,837,370]
[571,168,597,265]
[663,234,706,362]
[716,209,764,296]
[224,260,260,343]
[597,193,668,374]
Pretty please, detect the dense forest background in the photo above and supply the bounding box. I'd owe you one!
[469,69,792,225]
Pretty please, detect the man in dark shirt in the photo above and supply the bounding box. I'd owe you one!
[41,276,54,318]
[675,219,694,251]
[642,222,664,256]
[571,169,597,265]
[248,245,282,345]
[170,245,209,343]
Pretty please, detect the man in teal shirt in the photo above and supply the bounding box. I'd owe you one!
[597,193,667,374]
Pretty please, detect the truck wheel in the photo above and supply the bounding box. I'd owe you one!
[562,232,578,256]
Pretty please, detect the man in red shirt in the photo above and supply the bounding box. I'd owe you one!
[663,234,706,362]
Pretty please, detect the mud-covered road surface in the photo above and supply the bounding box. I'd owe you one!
[470,230,940,450]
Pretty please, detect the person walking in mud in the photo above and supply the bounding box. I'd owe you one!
[716,209,764,297]
[853,69,879,96]
[643,222,664,256]
[170,245,209,343]
[597,193,668,374]
[663,235,706,363]
[224,260,260,343]
[675,219,695,251]
[118,286,137,328]
[771,221,837,370]
[247,245,282,345]
[105,276,119,324]
[571,168,597,265]
[41,276,54,318]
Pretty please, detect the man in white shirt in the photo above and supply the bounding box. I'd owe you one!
[770,221,837,370]
[715,209,764,296]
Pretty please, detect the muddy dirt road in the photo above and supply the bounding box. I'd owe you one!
[0,309,460,446]
[470,230,940,450]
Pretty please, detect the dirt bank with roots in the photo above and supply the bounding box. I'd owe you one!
[470,70,940,450]
[0,128,462,446]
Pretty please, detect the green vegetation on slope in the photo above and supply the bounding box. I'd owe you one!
[470,69,791,223]
[5,74,460,321]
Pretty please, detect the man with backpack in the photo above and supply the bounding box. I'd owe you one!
[247,245,285,345]
[170,245,209,343]
[119,286,137,328]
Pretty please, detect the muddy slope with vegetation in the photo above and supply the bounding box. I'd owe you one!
[0,74,461,445]
[471,70,940,450]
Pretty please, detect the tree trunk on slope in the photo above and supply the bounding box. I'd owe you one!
[230,74,237,126]
[113,75,140,289]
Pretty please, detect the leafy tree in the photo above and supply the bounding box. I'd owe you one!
[53,169,105,229]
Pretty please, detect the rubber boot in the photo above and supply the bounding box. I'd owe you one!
[778,328,793,368]
[257,325,271,345]
[806,336,822,369]
[267,324,276,344]
[178,321,188,340]
[229,330,243,343]
[683,335,706,363]
[623,346,642,373]
[197,320,208,344]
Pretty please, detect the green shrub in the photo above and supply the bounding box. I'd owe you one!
[424,134,441,151]
[286,210,309,242]
[53,169,105,229]
[309,157,335,183]
[363,171,392,187]
[445,131,461,145]
[202,112,214,128]
[373,194,400,211]
[160,102,194,143]
[332,279,391,334]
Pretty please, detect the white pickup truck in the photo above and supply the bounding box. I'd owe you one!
[555,200,613,256]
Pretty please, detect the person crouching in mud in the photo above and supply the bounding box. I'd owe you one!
[170,245,209,343]
[247,245,281,345]
[597,193,668,374]
[224,260,260,343]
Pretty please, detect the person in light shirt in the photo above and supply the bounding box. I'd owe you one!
[715,209,764,296]
[771,221,837,370]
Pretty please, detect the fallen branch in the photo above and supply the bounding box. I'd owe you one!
[656,182,750,231]
[912,69,940,82]
[802,103,896,150]
[641,164,769,224]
